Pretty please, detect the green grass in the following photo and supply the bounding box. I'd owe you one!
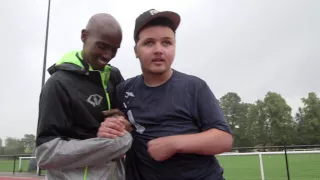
[0,153,319,179]
[0,159,30,172]
[217,153,320,180]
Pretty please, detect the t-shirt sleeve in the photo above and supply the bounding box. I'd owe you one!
[194,82,232,134]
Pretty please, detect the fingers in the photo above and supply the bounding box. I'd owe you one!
[117,116,130,126]
[97,125,125,138]
[97,128,125,138]
[102,109,133,131]
[98,118,126,138]
[103,117,125,131]
[98,132,118,139]
[116,116,134,132]
[102,109,125,117]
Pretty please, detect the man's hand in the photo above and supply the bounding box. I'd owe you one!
[98,117,133,139]
[148,136,180,161]
[102,109,133,132]
[118,116,134,132]
[98,116,125,139]
[102,109,125,118]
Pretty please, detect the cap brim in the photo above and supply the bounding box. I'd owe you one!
[140,11,181,32]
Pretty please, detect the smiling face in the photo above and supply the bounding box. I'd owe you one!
[135,25,175,75]
[81,29,122,70]
[81,13,122,70]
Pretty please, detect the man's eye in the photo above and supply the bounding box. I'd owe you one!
[97,43,107,50]
[162,41,171,47]
[144,41,154,46]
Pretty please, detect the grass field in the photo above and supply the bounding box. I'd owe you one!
[0,159,31,173]
[217,153,320,180]
[0,153,319,179]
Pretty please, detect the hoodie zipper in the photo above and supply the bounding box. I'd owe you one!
[77,52,111,110]
[100,68,111,110]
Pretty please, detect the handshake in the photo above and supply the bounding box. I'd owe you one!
[97,109,133,139]
[98,109,181,161]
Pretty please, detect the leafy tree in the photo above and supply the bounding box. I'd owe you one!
[0,138,3,155]
[240,92,294,147]
[296,92,320,144]
[220,92,253,147]
[262,92,295,145]
[247,100,269,147]
[21,134,35,154]
[4,137,25,155]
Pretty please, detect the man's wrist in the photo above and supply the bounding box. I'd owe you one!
[172,135,188,153]
[125,126,133,132]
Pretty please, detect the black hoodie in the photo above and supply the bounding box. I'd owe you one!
[36,50,126,146]
[34,50,133,179]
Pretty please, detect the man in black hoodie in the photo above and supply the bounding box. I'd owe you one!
[35,13,132,180]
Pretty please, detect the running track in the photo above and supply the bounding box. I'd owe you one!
[0,176,44,180]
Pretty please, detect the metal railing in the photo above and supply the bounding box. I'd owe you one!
[0,154,32,174]
[218,145,320,180]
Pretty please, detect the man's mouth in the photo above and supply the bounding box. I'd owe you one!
[152,58,164,62]
[98,58,109,64]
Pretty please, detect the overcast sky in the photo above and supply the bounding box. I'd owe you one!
[0,0,319,141]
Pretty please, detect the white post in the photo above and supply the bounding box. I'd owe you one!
[36,165,40,175]
[258,153,265,180]
[18,157,22,172]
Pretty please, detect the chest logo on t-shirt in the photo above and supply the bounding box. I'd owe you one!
[87,94,103,107]
[125,91,135,98]
[123,91,145,134]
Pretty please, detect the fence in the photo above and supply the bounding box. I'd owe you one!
[0,154,34,174]
[217,145,320,180]
[0,145,320,179]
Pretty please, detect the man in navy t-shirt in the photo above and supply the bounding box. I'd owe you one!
[98,9,233,180]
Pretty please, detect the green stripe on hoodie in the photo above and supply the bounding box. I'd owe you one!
[56,50,111,110]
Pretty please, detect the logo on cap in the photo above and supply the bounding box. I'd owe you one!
[149,9,159,15]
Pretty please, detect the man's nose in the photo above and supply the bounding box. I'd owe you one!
[102,52,112,60]
[153,43,163,55]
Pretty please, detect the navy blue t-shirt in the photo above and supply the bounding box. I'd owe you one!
[116,70,231,180]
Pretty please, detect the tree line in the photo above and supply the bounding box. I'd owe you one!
[0,134,35,155]
[1,92,319,155]
[220,91,320,148]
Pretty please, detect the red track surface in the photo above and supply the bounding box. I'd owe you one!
[0,177,44,180]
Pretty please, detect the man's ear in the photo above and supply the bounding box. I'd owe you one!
[134,45,139,58]
[81,29,88,43]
